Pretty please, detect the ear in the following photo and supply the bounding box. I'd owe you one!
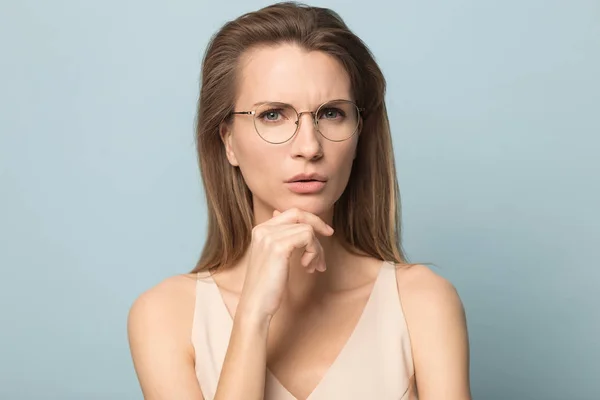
[220,121,239,167]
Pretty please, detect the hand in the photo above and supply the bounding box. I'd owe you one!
[236,208,334,322]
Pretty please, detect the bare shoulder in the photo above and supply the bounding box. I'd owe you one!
[128,274,198,358]
[395,264,464,311]
[128,274,198,330]
[394,264,471,399]
[394,263,467,341]
[128,274,204,399]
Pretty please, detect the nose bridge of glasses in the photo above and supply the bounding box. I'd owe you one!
[294,110,318,127]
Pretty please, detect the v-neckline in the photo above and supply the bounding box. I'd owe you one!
[207,260,387,400]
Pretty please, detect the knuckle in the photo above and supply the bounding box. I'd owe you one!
[301,224,315,236]
[290,208,301,219]
[261,233,274,247]
[271,241,288,255]
[304,232,314,244]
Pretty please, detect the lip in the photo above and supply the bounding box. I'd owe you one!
[284,173,328,194]
[285,180,326,194]
[285,173,328,183]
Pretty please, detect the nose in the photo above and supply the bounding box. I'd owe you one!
[290,112,323,161]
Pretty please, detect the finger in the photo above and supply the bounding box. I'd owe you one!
[301,247,318,268]
[300,236,326,272]
[302,249,326,272]
[265,208,334,236]
[271,225,323,270]
[274,224,327,273]
[273,209,281,217]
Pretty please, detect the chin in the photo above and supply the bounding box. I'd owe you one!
[279,196,334,216]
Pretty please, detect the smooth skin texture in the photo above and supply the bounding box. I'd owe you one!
[128,44,471,400]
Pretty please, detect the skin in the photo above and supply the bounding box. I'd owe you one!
[128,44,471,400]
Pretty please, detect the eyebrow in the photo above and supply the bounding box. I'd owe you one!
[251,98,354,108]
[252,101,281,107]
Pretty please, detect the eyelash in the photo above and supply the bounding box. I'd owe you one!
[258,109,285,122]
[318,108,345,119]
[258,108,347,121]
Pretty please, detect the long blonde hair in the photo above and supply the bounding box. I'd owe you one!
[192,2,413,272]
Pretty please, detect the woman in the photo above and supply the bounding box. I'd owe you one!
[128,2,471,399]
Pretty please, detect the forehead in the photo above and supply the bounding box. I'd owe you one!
[235,44,352,108]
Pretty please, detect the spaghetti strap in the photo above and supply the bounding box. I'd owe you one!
[191,260,417,399]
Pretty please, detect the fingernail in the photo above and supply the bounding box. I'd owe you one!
[328,225,334,234]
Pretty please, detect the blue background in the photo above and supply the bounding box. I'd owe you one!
[1,0,598,398]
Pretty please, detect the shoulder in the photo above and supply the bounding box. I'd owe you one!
[128,274,198,353]
[394,264,471,398]
[127,274,204,397]
[394,263,464,315]
[393,263,467,341]
[129,274,198,325]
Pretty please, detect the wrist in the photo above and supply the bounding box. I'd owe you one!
[234,303,273,332]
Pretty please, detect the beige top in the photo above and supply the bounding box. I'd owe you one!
[191,260,418,399]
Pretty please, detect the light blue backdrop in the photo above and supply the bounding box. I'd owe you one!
[1,0,598,399]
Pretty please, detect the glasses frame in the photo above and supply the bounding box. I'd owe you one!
[230,99,365,144]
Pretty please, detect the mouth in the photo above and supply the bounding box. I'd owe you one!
[284,174,328,194]
[285,173,328,183]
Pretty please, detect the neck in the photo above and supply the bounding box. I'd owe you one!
[284,233,348,305]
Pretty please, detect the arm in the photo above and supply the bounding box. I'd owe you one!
[127,275,270,400]
[213,308,271,400]
[128,209,330,399]
[127,276,204,400]
[213,208,332,399]
[396,265,471,400]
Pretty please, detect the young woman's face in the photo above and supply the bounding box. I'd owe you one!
[221,44,360,220]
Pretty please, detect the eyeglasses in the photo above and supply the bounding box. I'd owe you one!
[230,99,364,144]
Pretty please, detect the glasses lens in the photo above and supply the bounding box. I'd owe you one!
[316,100,360,141]
[253,103,298,144]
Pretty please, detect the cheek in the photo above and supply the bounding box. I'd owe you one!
[231,121,264,164]
[232,131,278,191]
[326,140,359,188]
[333,138,358,169]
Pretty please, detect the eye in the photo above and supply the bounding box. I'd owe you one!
[319,107,345,120]
[258,109,284,122]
